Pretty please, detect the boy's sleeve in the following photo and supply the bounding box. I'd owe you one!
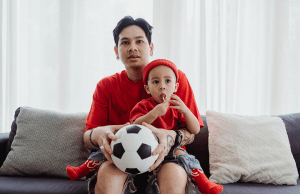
[177,70,204,128]
[177,112,187,129]
[129,103,148,124]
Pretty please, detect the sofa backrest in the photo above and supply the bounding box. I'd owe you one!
[186,114,300,177]
[186,115,210,177]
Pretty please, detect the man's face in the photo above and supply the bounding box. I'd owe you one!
[145,65,179,104]
[114,25,153,70]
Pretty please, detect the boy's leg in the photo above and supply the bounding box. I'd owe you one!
[174,149,223,194]
[67,150,104,181]
[66,159,100,181]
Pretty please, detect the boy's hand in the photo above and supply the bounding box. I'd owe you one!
[153,101,169,117]
[170,94,189,114]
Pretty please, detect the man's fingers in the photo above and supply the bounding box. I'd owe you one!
[152,143,166,156]
[100,123,130,159]
[107,122,130,141]
[106,131,116,141]
[149,152,165,172]
[101,147,114,163]
[142,122,158,133]
[112,122,130,133]
[103,140,113,155]
[142,122,169,172]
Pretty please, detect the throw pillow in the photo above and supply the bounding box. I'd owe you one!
[0,107,90,178]
[206,110,299,185]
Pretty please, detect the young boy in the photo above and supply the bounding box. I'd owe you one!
[130,59,223,194]
[67,59,223,194]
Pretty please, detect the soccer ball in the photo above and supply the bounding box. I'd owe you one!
[111,124,159,174]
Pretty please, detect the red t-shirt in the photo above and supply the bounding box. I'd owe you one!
[129,97,187,131]
[85,70,204,132]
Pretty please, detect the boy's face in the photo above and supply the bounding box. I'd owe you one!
[145,65,179,104]
[114,25,154,71]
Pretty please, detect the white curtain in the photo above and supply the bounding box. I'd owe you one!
[1,0,300,133]
[153,0,300,116]
[0,0,153,133]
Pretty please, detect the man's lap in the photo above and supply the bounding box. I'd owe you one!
[88,149,200,194]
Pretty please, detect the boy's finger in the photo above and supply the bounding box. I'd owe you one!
[170,105,180,110]
[171,94,179,99]
[171,94,184,103]
[170,100,180,105]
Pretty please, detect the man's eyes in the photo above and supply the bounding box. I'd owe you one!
[121,41,129,45]
[121,40,143,45]
[153,80,159,84]
[166,79,171,83]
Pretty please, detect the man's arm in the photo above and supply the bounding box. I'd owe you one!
[178,127,195,146]
[83,123,129,163]
[144,123,195,172]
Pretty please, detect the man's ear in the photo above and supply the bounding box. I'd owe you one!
[114,46,119,59]
[144,85,150,94]
[150,43,154,56]
[174,83,179,93]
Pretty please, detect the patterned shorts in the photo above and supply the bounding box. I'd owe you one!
[88,147,202,194]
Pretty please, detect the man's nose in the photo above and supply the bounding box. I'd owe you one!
[128,43,138,52]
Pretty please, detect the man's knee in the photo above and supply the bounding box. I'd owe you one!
[94,161,127,194]
[157,163,187,194]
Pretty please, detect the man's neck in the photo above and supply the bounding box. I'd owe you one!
[126,66,144,82]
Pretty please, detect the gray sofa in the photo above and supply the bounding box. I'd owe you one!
[0,108,299,194]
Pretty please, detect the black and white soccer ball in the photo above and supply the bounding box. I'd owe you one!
[110,124,159,174]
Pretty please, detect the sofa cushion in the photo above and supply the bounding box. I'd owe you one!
[206,110,299,185]
[221,179,300,194]
[0,176,88,194]
[278,113,300,173]
[0,107,90,178]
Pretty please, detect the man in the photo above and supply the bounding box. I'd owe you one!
[83,16,203,194]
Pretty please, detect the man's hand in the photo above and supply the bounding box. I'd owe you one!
[87,123,130,163]
[142,122,176,172]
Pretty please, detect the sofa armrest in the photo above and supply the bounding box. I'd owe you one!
[0,133,9,167]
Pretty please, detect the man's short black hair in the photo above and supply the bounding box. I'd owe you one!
[113,16,153,47]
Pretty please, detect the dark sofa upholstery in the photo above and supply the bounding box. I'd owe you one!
[0,110,299,194]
